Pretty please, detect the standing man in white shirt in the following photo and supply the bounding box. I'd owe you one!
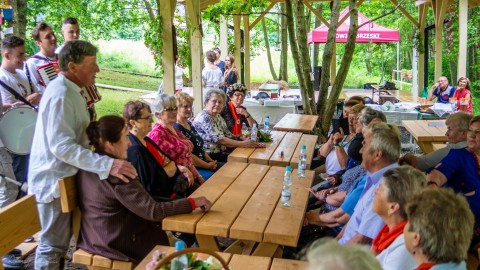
[24,22,57,93]
[0,36,40,198]
[28,40,137,270]
[55,17,80,54]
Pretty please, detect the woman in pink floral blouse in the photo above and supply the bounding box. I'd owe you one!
[148,94,205,184]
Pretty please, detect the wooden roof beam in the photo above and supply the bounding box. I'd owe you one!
[304,2,329,26]
[249,1,277,30]
[390,0,419,28]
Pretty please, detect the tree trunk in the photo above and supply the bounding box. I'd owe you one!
[279,3,288,81]
[313,4,323,67]
[321,0,358,134]
[448,60,456,84]
[285,0,312,114]
[315,0,341,137]
[295,0,315,114]
[365,59,372,74]
[11,0,28,40]
[262,18,278,81]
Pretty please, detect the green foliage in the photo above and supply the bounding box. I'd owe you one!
[203,0,270,19]
[143,15,163,72]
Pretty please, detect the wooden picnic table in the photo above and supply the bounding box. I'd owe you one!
[135,245,309,270]
[162,162,314,258]
[402,120,448,154]
[273,113,319,133]
[228,131,317,169]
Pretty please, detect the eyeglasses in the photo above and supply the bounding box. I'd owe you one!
[209,99,223,105]
[162,107,178,112]
[137,114,153,121]
[233,93,245,98]
[467,129,480,136]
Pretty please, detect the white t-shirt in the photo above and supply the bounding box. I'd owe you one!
[376,234,417,270]
[202,66,223,88]
[0,67,36,104]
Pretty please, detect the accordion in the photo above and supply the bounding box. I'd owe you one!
[36,61,101,108]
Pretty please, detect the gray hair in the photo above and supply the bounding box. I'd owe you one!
[151,93,176,114]
[382,166,426,219]
[307,238,381,270]
[203,88,226,107]
[445,111,472,131]
[359,107,387,126]
[364,122,401,163]
[58,40,98,71]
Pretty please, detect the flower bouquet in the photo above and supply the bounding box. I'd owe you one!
[146,248,229,270]
[243,129,273,143]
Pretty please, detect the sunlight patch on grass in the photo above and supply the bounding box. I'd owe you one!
[95,87,146,118]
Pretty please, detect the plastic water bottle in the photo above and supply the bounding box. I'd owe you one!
[281,166,292,207]
[298,145,307,178]
[170,241,188,270]
[264,116,270,131]
[250,124,258,142]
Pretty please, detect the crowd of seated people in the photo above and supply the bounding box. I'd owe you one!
[76,115,211,264]
[29,74,480,269]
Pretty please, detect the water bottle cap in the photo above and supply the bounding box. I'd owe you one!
[175,240,186,250]
[286,166,292,172]
[301,145,306,149]
[266,116,270,119]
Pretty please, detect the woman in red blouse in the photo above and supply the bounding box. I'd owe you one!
[148,94,205,184]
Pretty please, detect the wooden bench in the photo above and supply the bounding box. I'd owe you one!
[58,176,134,270]
[0,195,41,270]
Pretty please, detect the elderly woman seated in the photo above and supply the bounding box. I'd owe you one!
[372,166,426,270]
[148,94,205,183]
[175,92,223,180]
[427,115,480,251]
[404,188,473,269]
[193,88,265,162]
[220,83,256,136]
[76,115,211,264]
[399,112,471,171]
[123,101,196,200]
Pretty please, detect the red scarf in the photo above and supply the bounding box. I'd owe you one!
[228,101,242,135]
[415,263,436,270]
[372,220,408,254]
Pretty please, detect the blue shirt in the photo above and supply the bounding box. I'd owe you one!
[340,176,367,216]
[435,148,480,218]
[432,85,455,104]
[338,163,398,245]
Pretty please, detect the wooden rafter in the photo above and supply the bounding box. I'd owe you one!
[249,1,277,30]
[390,0,419,27]
[304,2,329,26]
[337,0,364,25]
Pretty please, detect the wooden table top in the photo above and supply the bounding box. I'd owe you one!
[135,245,309,270]
[402,120,447,142]
[273,113,319,133]
[162,162,314,247]
[228,131,318,170]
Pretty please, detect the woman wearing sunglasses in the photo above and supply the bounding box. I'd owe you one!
[148,94,205,185]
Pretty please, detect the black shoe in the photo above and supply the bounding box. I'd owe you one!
[9,249,21,256]
[2,254,23,269]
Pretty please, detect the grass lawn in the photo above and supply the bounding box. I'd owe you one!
[96,69,161,91]
[95,87,146,118]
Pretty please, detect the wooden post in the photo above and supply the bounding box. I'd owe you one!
[160,0,176,95]
[234,14,242,84]
[432,0,448,80]
[418,4,427,91]
[243,15,250,90]
[186,0,204,115]
[220,16,228,58]
[457,0,468,78]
